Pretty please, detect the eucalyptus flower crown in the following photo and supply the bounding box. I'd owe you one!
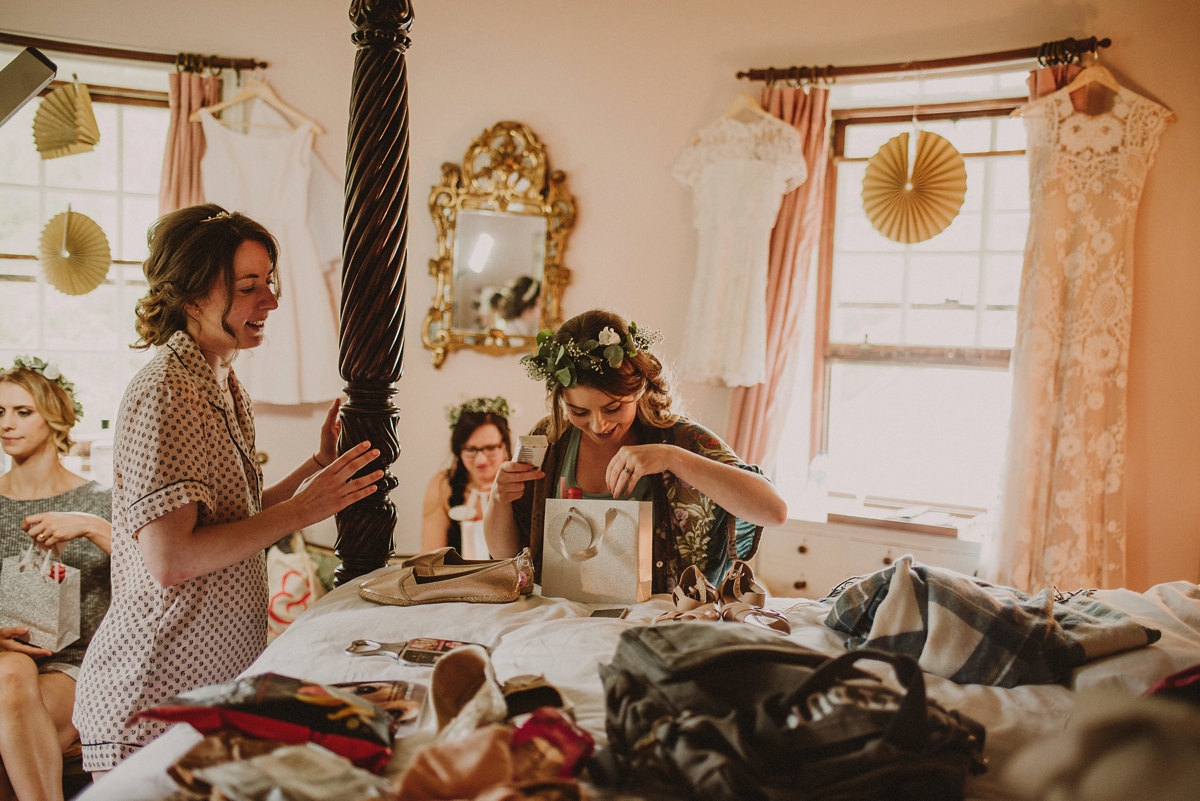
[521,322,663,389]
[8,355,84,418]
[445,396,513,429]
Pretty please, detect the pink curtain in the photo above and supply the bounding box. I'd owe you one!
[158,72,221,214]
[725,86,829,469]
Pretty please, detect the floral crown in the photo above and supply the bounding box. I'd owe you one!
[446,396,513,429]
[7,355,83,419]
[521,322,662,389]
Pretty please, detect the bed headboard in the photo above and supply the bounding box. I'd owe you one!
[333,0,415,584]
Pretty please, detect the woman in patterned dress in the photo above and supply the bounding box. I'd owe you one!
[73,205,383,775]
[0,361,111,801]
[485,309,787,592]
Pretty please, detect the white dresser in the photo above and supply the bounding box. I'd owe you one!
[753,518,982,599]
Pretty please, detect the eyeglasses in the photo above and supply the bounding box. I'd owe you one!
[461,444,506,458]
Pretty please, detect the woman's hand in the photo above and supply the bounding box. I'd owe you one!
[491,460,544,505]
[0,626,52,659]
[316,398,342,468]
[287,440,383,529]
[23,512,112,555]
[605,444,678,498]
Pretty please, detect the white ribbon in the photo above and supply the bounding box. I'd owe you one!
[557,506,625,563]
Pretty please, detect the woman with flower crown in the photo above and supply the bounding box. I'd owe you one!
[0,357,111,801]
[485,309,787,593]
[73,204,384,776]
[421,397,514,558]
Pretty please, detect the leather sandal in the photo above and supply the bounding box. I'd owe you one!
[654,565,721,624]
[719,602,791,635]
[717,559,768,607]
[403,547,535,595]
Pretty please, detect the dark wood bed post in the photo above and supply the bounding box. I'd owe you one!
[334,0,415,585]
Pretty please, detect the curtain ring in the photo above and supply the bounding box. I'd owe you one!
[208,56,223,78]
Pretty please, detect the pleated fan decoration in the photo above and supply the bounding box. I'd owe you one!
[861,130,967,244]
[38,207,112,296]
[32,78,101,160]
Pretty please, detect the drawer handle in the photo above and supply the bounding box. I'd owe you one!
[797,545,808,555]
[882,556,893,566]
[793,580,808,590]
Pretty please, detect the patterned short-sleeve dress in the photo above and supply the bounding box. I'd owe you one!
[74,330,268,771]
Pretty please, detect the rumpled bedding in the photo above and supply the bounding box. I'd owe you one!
[823,555,1162,687]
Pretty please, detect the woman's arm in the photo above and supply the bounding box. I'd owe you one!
[420,472,451,552]
[483,460,543,559]
[262,400,341,509]
[136,442,382,586]
[22,512,112,556]
[607,444,788,527]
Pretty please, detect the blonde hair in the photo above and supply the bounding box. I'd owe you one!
[545,309,677,441]
[0,367,78,455]
[133,204,280,349]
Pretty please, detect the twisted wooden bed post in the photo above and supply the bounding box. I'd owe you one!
[334,0,414,585]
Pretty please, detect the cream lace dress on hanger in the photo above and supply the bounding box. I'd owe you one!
[199,108,343,405]
[989,86,1172,591]
[672,117,806,386]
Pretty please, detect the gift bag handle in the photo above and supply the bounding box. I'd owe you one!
[558,506,626,563]
[18,541,60,581]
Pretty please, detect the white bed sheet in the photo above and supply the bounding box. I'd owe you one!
[80,577,1200,801]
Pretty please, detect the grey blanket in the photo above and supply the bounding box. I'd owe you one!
[824,555,1161,687]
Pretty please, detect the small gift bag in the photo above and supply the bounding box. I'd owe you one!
[266,532,326,642]
[541,498,653,604]
[0,542,81,652]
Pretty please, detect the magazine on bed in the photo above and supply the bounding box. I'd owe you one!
[330,679,428,738]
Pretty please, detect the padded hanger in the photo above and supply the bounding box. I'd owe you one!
[189,79,325,135]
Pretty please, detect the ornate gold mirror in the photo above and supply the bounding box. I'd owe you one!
[422,121,576,367]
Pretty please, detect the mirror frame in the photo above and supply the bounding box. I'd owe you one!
[422,121,576,368]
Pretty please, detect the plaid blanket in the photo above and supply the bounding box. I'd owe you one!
[824,556,1161,687]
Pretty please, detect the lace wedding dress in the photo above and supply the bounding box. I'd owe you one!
[988,86,1173,591]
[673,117,806,386]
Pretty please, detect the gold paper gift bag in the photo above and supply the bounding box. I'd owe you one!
[0,544,81,653]
[541,498,654,605]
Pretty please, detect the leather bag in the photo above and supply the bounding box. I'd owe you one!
[590,623,987,801]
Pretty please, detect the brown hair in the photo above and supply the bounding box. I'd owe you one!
[133,204,280,349]
[0,367,78,455]
[546,309,677,440]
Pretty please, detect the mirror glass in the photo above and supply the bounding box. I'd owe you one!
[451,211,547,336]
[422,121,575,368]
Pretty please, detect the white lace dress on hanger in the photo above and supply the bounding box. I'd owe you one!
[989,86,1172,591]
[672,117,806,386]
[199,108,343,405]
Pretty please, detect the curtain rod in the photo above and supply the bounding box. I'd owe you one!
[0,31,267,72]
[737,35,1110,82]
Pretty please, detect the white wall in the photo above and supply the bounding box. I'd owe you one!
[4,0,1197,588]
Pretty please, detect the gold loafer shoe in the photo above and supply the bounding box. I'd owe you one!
[359,552,532,606]
[402,547,535,595]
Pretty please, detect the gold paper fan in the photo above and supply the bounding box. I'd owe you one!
[861,130,967,244]
[38,208,111,296]
[33,80,101,160]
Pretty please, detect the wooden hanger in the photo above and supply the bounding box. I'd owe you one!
[189,79,325,135]
[1060,63,1122,95]
[723,92,778,123]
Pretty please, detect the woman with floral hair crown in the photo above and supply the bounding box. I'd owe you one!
[0,356,111,801]
[484,309,787,592]
[421,397,513,557]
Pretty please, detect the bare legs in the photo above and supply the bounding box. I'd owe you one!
[0,653,76,801]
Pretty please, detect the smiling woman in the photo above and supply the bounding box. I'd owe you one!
[484,309,788,593]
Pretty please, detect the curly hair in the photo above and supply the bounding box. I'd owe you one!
[0,366,78,456]
[545,309,677,441]
[444,411,512,548]
[133,204,280,349]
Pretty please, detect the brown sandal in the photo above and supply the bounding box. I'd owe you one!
[718,560,768,607]
[719,602,791,635]
[655,565,721,624]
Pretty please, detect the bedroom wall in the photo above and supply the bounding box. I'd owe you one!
[3,0,1196,590]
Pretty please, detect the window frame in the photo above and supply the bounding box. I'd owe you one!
[809,95,1028,461]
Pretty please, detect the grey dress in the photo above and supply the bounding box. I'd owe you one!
[0,481,112,669]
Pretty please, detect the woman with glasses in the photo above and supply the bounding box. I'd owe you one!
[420,397,513,558]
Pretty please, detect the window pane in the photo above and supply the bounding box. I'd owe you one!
[981,310,1017,348]
[986,211,1030,251]
[0,187,40,254]
[122,106,169,194]
[990,156,1029,211]
[995,117,1027,151]
[960,159,985,213]
[44,281,118,350]
[0,279,39,348]
[0,102,38,185]
[908,253,979,305]
[921,118,993,153]
[906,309,976,346]
[844,122,911,159]
[910,212,982,252]
[825,362,1012,508]
[837,161,867,211]
[831,308,902,345]
[44,105,119,191]
[836,213,904,252]
[983,253,1022,307]
[121,195,158,261]
[832,253,903,304]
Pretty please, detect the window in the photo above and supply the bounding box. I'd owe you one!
[0,48,171,456]
[777,69,1031,516]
